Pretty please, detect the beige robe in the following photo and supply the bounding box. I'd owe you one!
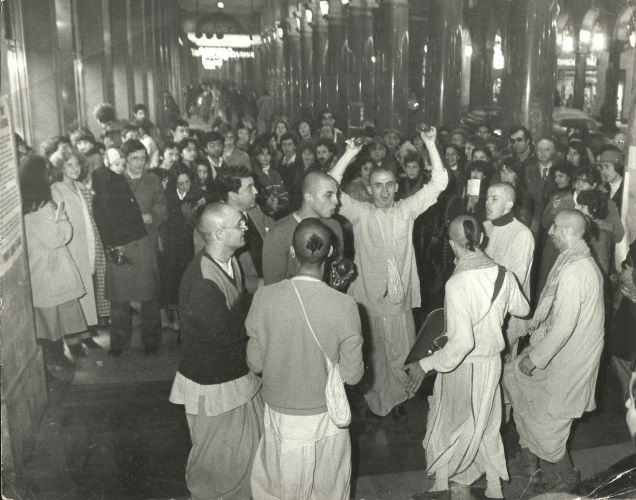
[484,217,534,348]
[420,263,529,491]
[503,256,604,462]
[339,165,448,415]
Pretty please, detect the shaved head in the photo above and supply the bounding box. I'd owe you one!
[301,171,339,218]
[196,203,238,242]
[490,183,516,204]
[293,218,333,264]
[486,183,516,221]
[555,209,586,238]
[302,170,336,196]
[449,215,482,252]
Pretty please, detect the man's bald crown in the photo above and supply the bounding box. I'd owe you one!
[556,209,587,239]
[196,202,230,242]
[490,182,516,205]
[293,218,333,264]
[302,170,336,196]
[449,215,483,251]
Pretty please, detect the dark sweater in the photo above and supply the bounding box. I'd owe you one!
[178,250,250,385]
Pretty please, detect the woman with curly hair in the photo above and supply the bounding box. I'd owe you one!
[50,152,102,357]
[21,155,87,369]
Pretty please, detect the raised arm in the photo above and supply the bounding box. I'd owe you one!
[403,128,449,217]
[328,141,363,185]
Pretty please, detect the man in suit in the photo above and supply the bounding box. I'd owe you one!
[524,137,556,236]
[194,165,272,294]
[278,132,304,210]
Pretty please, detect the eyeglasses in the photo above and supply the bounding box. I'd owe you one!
[222,218,248,232]
[509,137,526,144]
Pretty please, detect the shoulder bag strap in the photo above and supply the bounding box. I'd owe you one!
[291,280,331,367]
[490,265,506,306]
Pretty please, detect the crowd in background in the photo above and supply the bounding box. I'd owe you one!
[15,77,636,497]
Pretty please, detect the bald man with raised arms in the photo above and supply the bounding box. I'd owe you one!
[503,210,604,494]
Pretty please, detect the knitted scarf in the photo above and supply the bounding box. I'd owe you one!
[529,239,590,345]
[453,248,496,275]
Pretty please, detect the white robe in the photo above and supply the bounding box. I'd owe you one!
[484,217,534,347]
[503,256,604,462]
[419,264,529,490]
[339,166,448,415]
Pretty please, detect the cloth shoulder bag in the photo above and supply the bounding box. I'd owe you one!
[291,280,351,427]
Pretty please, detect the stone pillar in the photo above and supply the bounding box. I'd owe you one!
[377,0,409,131]
[300,17,313,111]
[600,40,622,131]
[286,15,302,119]
[272,35,285,116]
[572,36,587,110]
[312,7,329,112]
[347,0,376,130]
[466,1,494,108]
[327,0,347,116]
[408,0,426,102]
[424,0,463,127]
[502,0,558,140]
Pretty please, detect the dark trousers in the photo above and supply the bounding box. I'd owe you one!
[110,300,160,350]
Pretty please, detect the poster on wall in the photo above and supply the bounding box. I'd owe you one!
[0,94,21,278]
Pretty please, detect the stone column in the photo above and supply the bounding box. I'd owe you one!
[300,16,313,111]
[424,0,463,127]
[286,15,302,119]
[312,6,329,112]
[600,40,622,132]
[502,0,558,140]
[327,0,347,117]
[272,34,285,116]
[572,36,587,110]
[346,0,376,130]
[466,0,494,108]
[377,0,409,131]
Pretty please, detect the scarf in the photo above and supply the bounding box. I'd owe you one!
[453,249,496,275]
[529,239,590,345]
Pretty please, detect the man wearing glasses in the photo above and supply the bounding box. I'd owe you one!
[170,203,263,500]
[508,126,534,167]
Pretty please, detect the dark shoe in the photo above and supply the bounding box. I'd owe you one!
[144,344,159,355]
[509,448,540,479]
[82,337,102,350]
[97,316,110,328]
[392,404,408,422]
[365,409,381,425]
[68,343,86,358]
[45,340,77,369]
[532,467,580,495]
[411,490,451,500]
[108,348,123,357]
[48,353,76,370]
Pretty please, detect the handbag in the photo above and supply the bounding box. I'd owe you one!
[291,280,351,427]
[405,265,506,365]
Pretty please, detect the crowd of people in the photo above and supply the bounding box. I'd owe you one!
[16,79,636,499]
